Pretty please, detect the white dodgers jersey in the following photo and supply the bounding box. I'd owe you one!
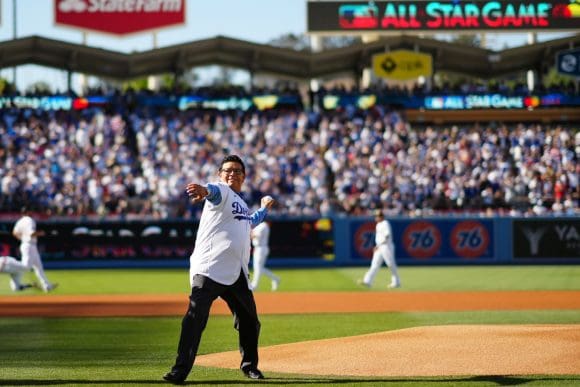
[189,182,252,285]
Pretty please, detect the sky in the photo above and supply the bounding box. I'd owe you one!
[0,0,574,93]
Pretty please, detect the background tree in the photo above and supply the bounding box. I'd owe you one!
[25,81,52,95]
[268,33,361,51]
[269,33,310,51]
[0,77,17,95]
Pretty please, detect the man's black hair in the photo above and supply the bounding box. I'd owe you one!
[220,155,245,175]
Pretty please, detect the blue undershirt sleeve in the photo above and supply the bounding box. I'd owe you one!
[250,207,268,227]
[205,183,222,205]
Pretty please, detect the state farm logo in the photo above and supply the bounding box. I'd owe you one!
[58,0,183,13]
[55,0,186,35]
[59,0,86,12]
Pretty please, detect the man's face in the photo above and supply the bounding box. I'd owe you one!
[219,161,245,192]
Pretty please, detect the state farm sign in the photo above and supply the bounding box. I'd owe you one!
[55,0,186,35]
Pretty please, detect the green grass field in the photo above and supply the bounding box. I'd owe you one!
[1,265,580,386]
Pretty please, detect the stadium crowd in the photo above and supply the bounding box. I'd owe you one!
[0,99,578,219]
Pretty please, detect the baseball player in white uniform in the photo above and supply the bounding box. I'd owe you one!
[359,210,401,288]
[250,221,280,291]
[164,155,275,384]
[0,255,35,291]
[12,209,58,292]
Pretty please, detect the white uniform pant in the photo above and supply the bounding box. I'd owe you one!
[0,256,30,291]
[250,246,279,290]
[20,243,52,291]
[363,243,400,287]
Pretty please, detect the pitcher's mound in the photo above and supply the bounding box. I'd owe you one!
[196,324,580,376]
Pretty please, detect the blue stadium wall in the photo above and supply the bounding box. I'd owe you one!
[0,216,578,268]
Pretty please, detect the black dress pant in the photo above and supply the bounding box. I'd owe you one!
[171,270,261,377]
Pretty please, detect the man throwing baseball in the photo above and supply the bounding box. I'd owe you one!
[164,154,275,384]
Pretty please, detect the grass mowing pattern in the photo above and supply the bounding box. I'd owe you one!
[2,265,580,295]
[1,266,579,385]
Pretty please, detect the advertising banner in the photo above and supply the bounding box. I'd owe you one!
[321,94,379,110]
[54,0,186,35]
[372,50,433,80]
[269,219,334,260]
[0,95,109,110]
[319,92,580,111]
[308,1,580,33]
[177,95,302,111]
[351,218,495,264]
[513,219,580,260]
[0,219,333,265]
[3,93,578,113]
[0,94,303,112]
[423,93,580,110]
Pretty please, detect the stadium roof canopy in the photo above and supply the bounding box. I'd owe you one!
[0,34,578,83]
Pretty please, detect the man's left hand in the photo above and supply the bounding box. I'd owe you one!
[261,195,275,209]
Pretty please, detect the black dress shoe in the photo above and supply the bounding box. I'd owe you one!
[163,371,186,384]
[16,284,33,291]
[242,367,264,379]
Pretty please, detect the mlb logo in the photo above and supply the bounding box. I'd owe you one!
[557,48,580,76]
[338,4,379,29]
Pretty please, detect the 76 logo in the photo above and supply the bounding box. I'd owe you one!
[403,221,441,259]
[451,221,490,258]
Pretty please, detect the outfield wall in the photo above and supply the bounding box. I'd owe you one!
[0,216,578,268]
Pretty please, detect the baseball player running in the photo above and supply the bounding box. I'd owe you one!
[250,221,280,291]
[12,208,58,292]
[359,209,401,288]
[0,255,35,291]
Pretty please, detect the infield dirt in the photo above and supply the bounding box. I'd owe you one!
[1,290,580,317]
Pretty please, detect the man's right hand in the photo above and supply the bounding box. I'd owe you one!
[186,183,208,204]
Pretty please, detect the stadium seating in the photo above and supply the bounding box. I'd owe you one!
[0,85,578,219]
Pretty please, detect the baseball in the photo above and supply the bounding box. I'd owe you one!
[261,195,275,209]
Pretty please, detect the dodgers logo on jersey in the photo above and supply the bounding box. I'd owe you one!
[402,220,441,259]
[232,202,251,221]
[450,220,490,259]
